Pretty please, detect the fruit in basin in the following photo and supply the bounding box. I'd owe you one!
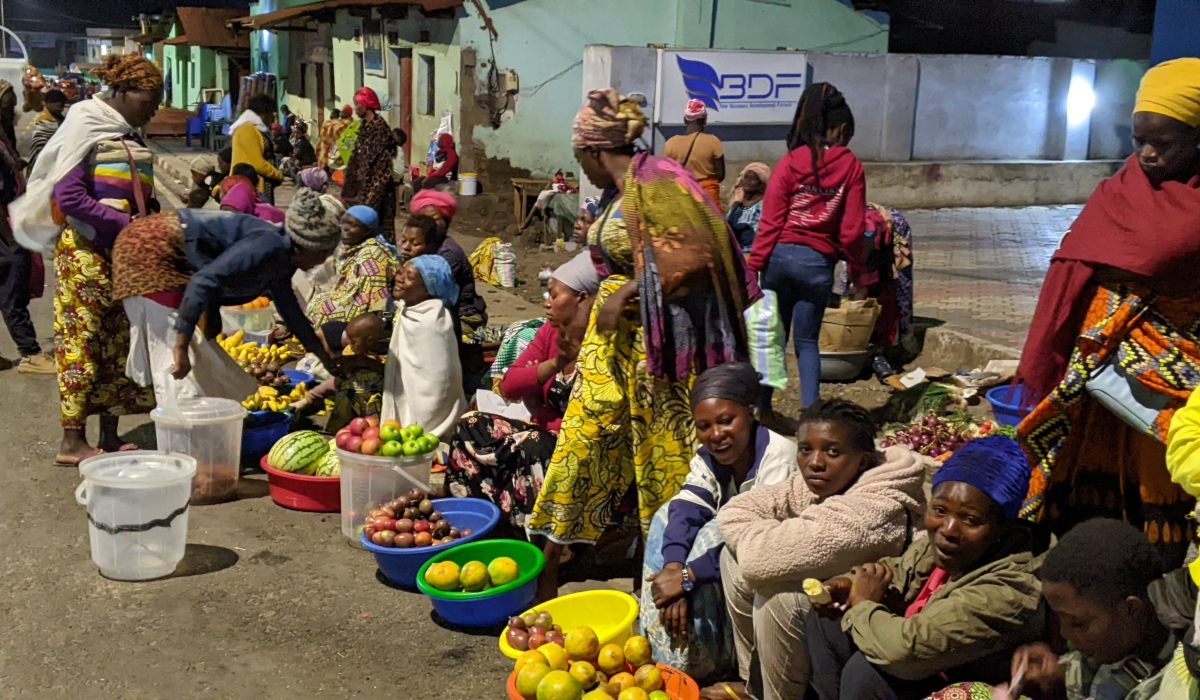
[648,692,669,700]
[633,665,662,693]
[583,691,615,700]
[568,660,597,688]
[536,670,583,700]
[488,556,520,586]
[564,625,600,662]
[538,642,568,672]
[423,561,461,592]
[607,672,635,695]
[623,636,652,668]
[516,661,552,699]
[596,644,625,675]
[459,561,489,592]
[616,689,648,700]
[379,421,402,442]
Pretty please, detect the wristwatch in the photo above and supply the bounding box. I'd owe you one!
[680,566,694,593]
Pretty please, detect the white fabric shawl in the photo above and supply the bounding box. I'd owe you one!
[381,298,465,441]
[12,97,135,253]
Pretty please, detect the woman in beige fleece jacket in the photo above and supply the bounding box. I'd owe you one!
[712,399,925,700]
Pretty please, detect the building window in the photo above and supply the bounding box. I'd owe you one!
[354,52,364,91]
[100,44,109,56]
[417,54,435,116]
[299,63,308,98]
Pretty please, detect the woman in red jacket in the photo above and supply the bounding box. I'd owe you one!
[747,83,874,414]
[445,252,598,527]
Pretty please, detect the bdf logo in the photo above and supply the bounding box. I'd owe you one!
[677,55,805,111]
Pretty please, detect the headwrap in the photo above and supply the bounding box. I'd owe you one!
[1134,58,1200,128]
[354,87,381,112]
[931,435,1030,520]
[410,189,458,223]
[285,187,343,251]
[93,54,163,92]
[571,88,647,150]
[550,251,601,296]
[341,105,353,119]
[220,180,259,215]
[189,155,214,174]
[689,362,761,409]
[409,254,460,307]
[298,166,330,193]
[346,204,380,234]
[320,193,346,218]
[729,162,771,208]
[684,98,708,122]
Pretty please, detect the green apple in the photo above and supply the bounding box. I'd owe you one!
[378,423,402,443]
[401,424,424,441]
[418,434,439,453]
[379,439,403,457]
[401,439,422,456]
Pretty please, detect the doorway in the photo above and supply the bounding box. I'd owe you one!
[388,47,413,161]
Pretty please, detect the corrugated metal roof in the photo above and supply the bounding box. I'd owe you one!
[231,0,463,32]
[170,7,251,49]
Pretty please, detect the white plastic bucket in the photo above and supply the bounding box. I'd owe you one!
[220,305,277,334]
[459,173,478,196]
[76,451,197,581]
[151,397,247,505]
[337,448,433,546]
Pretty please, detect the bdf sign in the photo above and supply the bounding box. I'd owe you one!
[658,50,809,125]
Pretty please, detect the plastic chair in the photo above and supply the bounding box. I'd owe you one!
[186,103,210,147]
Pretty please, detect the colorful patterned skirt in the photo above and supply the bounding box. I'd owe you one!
[525,276,695,545]
[1019,283,1200,568]
[446,412,558,528]
[53,227,156,429]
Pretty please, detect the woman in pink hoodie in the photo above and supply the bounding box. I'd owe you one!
[712,399,925,700]
[748,83,874,416]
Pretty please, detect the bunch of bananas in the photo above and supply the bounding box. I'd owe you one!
[242,382,307,412]
[216,330,296,367]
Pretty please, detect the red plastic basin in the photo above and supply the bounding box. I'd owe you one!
[260,455,341,512]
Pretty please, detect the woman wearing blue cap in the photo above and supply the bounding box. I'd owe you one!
[306,204,398,328]
[380,254,466,441]
[803,436,1051,699]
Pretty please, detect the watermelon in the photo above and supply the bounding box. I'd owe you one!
[267,431,329,473]
[313,450,340,477]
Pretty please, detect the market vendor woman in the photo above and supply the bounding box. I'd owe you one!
[111,188,348,395]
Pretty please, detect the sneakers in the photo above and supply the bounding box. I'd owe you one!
[17,353,56,375]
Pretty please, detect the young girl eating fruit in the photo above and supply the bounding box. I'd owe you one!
[381,254,466,441]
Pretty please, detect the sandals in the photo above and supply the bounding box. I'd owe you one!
[53,443,140,468]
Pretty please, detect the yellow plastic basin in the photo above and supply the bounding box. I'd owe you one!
[497,589,639,659]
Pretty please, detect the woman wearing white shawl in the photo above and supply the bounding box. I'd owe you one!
[381,254,466,441]
[9,54,163,466]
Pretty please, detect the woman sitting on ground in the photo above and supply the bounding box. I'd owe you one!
[804,435,1049,700]
[306,204,399,328]
[446,251,598,527]
[218,178,285,223]
[381,255,466,442]
[413,133,458,191]
[402,189,488,337]
[640,362,799,686]
[711,399,925,700]
[726,163,769,251]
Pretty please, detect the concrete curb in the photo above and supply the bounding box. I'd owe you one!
[920,326,1022,370]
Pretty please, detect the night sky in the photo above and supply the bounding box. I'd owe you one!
[7,0,250,32]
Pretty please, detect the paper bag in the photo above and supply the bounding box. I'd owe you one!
[819,299,881,352]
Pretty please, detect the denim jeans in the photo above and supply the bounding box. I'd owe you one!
[0,237,40,356]
[760,243,834,410]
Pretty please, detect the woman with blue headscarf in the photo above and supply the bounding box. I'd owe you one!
[803,436,1051,699]
[306,203,398,327]
[381,254,466,440]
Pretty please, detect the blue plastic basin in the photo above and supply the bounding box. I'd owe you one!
[416,540,545,628]
[281,369,315,394]
[985,385,1030,427]
[242,410,291,466]
[361,498,501,589]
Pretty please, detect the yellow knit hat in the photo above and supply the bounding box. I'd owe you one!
[1134,58,1200,128]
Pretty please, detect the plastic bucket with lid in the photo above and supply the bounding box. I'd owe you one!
[338,447,433,546]
[459,173,478,196]
[76,451,197,581]
[151,397,247,505]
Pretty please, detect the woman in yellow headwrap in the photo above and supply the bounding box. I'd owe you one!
[1016,58,1200,569]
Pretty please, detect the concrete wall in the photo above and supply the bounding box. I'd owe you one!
[460,0,681,176]
[188,46,218,108]
[1089,59,1143,160]
[163,43,189,109]
[673,0,887,52]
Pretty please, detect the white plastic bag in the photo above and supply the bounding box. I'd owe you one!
[744,289,788,389]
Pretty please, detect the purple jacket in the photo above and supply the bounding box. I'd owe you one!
[52,137,150,250]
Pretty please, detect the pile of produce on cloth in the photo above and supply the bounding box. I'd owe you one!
[510,627,668,700]
[424,555,520,592]
[362,489,470,548]
[243,382,306,411]
[335,416,439,457]
[216,329,298,387]
[267,430,339,476]
[879,383,1015,461]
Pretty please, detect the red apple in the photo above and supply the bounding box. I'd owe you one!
[345,435,364,453]
[348,417,369,436]
[361,438,382,456]
[362,426,381,443]
[412,519,431,533]
[365,416,380,428]
[335,430,356,450]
